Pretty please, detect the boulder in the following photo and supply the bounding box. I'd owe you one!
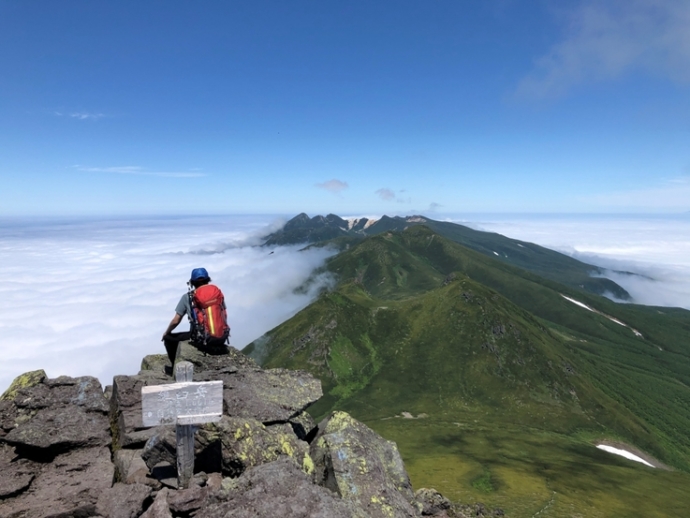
[0,446,115,518]
[414,488,452,516]
[140,354,170,374]
[0,370,47,402]
[4,406,111,456]
[142,416,313,478]
[2,375,111,458]
[140,489,174,518]
[96,482,152,518]
[197,458,361,518]
[114,448,158,487]
[310,411,418,518]
[174,341,258,373]
[168,484,212,515]
[141,427,179,471]
[110,371,170,450]
[219,368,322,424]
[15,375,110,413]
[207,416,313,477]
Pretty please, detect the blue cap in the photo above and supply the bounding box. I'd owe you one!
[190,267,209,281]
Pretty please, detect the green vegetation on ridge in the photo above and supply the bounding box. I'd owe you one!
[264,213,633,300]
[245,225,690,517]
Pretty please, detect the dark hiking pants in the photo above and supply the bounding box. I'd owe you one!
[163,331,190,366]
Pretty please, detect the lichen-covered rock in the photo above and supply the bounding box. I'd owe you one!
[140,354,170,374]
[219,368,322,424]
[110,371,170,450]
[204,416,314,477]
[198,458,361,518]
[310,411,418,518]
[0,446,114,518]
[143,416,314,478]
[0,370,46,401]
[414,488,452,516]
[96,482,152,518]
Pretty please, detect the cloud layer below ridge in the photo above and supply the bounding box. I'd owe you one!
[458,214,690,310]
[0,215,334,393]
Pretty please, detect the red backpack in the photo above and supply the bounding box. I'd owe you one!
[191,284,230,346]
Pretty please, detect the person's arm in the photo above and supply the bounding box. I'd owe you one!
[162,313,183,340]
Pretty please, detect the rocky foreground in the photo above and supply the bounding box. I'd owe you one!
[0,343,502,518]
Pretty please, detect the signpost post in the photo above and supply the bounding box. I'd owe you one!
[141,361,223,489]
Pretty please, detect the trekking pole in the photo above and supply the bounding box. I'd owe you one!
[187,282,200,346]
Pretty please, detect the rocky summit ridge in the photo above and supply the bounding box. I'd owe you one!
[0,343,501,518]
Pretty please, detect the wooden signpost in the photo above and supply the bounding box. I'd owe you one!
[141,361,223,488]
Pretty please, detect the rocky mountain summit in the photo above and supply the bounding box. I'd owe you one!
[0,343,502,518]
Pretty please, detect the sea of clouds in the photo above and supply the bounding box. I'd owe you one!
[1,213,688,395]
[454,214,690,310]
[0,215,336,393]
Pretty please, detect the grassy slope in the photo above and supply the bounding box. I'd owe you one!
[245,226,690,517]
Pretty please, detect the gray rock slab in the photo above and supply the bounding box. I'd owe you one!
[0,446,115,518]
[96,482,152,518]
[110,372,170,450]
[1,374,109,450]
[4,405,111,455]
[175,341,258,373]
[310,411,418,518]
[196,458,361,518]
[20,376,110,413]
[220,368,322,424]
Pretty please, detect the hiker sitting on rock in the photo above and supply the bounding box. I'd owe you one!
[162,267,231,368]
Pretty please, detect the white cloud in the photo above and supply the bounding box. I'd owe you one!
[315,179,349,194]
[374,188,411,204]
[77,166,207,178]
[516,0,690,98]
[456,214,690,309]
[376,188,396,201]
[0,216,335,394]
[54,111,105,120]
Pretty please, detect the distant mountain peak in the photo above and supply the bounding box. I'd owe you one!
[263,212,632,301]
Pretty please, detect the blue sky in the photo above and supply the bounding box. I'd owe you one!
[1,0,689,216]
